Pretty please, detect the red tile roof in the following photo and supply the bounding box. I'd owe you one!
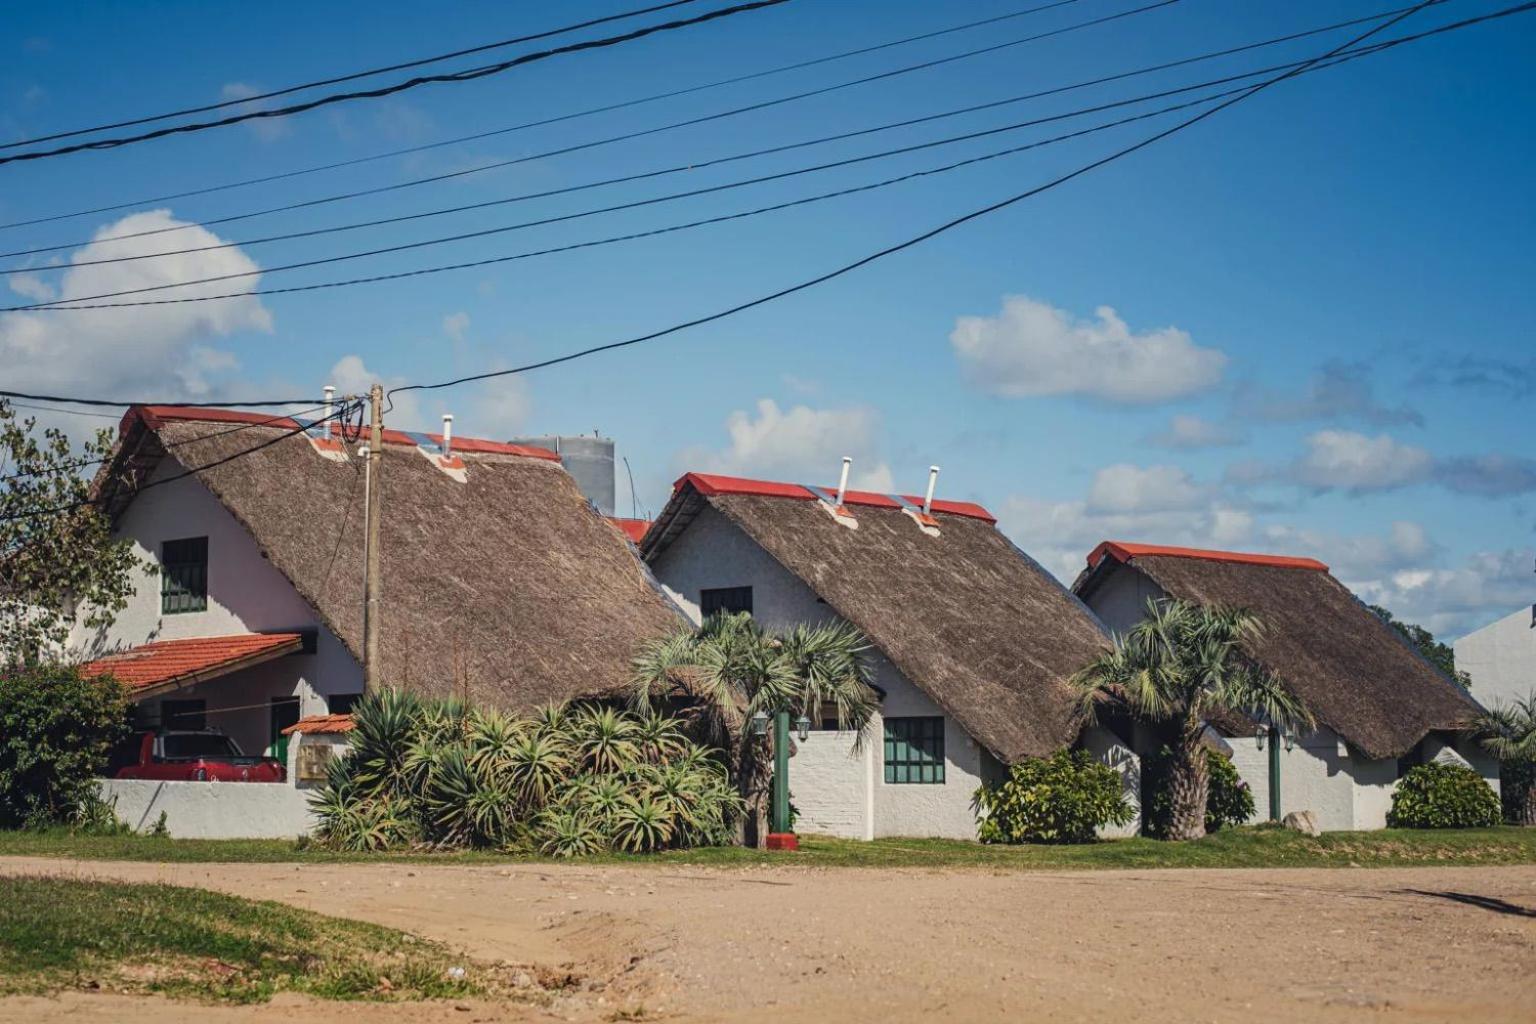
[81,633,305,694]
[676,472,996,524]
[607,517,651,543]
[126,406,562,462]
[1087,541,1329,573]
[282,713,355,736]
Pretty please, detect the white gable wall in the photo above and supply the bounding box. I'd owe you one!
[1455,605,1536,709]
[70,459,362,755]
[650,504,999,840]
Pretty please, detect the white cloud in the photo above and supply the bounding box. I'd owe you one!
[220,83,290,142]
[1085,464,1213,514]
[1434,454,1536,497]
[679,398,892,490]
[328,353,529,440]
[442,311,470,343]
[1145,413,1242,450]
[1238,361,1422,427]
[950,296,1227,403]
[0,210,272,405]
[1349,547,1536,640]
[7,272,56,303]
[1289,430,1434,493]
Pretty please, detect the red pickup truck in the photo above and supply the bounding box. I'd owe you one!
[109,730,286,783]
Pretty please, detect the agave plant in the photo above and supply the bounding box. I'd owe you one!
[345,689,424,798]
[535,808,607,858]
[632,710,689,765]
[528,702,572,743]
[611,794,675,853]
[466,707,521,774]
[571,705,641,774]
[503,731,571,809]
[422,745,517,846]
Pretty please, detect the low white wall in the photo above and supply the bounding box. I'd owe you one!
[98,779,316,839]
[790,731,874,840]
[1081,726,1141,838]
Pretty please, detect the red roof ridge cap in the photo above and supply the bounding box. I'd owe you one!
[1087,540,1329,573]
[674,471,996,524]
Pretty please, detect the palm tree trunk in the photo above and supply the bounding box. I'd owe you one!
[1166,725,1210,841]
[1522,777,1536,827]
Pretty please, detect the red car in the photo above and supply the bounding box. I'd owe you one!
[109,730,287,783]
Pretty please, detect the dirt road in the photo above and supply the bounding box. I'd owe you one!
[2,856,1533,1023]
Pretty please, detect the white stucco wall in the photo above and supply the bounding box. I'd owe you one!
[649,504,996,840]
[1456,605,1536,709]
[97,778,316,839]
[70,460,363,753]
[789,731,874,840]
[1084,563,1166,636]
[1081,725,1141,838]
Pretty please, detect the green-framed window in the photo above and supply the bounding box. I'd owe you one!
[160,536,208,614]
[884,716,945,784]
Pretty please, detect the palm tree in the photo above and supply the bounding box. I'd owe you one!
[1473,690,1536,826]
[1071,598,1312,841]
[630,612,878,847]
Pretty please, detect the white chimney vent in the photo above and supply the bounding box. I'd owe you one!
[922,465,940,515]
[323,385,336,440]
[441,413,454,458]
[816,456,858,529]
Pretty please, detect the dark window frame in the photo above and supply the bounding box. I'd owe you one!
[328,693,363,715]
[700,586,753,618]
[884,716,946,785]
[160,536,208,614]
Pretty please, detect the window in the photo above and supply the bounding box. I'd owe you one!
[159,698,206,730]
[884,717,945,784]
[160,536,208,614]
[701,586,753,618]
[328,693,362,715]
[269,697,300,745]
[161,733,242,759]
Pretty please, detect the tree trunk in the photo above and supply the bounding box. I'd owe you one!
[1522,777,1536,828]
[1165,729,1210,841]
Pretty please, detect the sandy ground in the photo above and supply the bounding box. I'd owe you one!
[1,857,1533,1023]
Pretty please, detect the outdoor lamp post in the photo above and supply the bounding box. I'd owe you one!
[754,707,796,852]
[749,709,769,737]
[1258,723,1284,821]
[796,713,811,742]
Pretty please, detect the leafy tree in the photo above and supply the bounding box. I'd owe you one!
[0,664,130,828]
[1473,690,1536,826]
[630,612,878,847]
[1,400,141,667]
[1368,604,1468,687]
[1071,598,1312,841]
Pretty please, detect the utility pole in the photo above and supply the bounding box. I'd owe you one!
[362,383,384,693]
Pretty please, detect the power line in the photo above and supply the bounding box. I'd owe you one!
[1,404,357,522]
[384,0,1447,402]
[0,5,1463,280]
[0,0,1185,260]
[0,0,1089,234]
[0,0,795,167]
[10,2,1511,314]
[0,1,705,153]
[2,400,121,420]
[0,388,322,408]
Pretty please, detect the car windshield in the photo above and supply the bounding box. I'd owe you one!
[161,733,243,759]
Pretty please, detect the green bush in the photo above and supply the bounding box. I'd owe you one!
[312,691,741,855]
[0,664,129,829]
[1142,746,1254,839]
[1387,761,1502,829]
[975,750,1132,845]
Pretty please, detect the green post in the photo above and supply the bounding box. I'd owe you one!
[1268,726,1282,822]
[771,709,791,834]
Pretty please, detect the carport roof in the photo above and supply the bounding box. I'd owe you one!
[80,632,304,698]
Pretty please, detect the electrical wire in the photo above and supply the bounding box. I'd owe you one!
[0,388,322,408]
[384,0,1446,402]
[1,403,359,522]
[1,400,122,420]
[0,0,1089,233]
[5,6,1452,279]
[0,1,704,152]
[11,1,1513,313]
[0,0,1187,260]
[0,0,796,167]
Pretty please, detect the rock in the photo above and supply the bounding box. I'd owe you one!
[1282,810,1322,836]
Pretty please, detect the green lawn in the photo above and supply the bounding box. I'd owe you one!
[0,875,484,1003]
[2,823,1534,869]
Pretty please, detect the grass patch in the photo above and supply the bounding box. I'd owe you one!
[0,876,483,1003]
[2,823,1534,869]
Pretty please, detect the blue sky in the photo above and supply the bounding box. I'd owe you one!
[2,0,1533,638]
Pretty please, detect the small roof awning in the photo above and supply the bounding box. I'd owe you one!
[283,713,354,736]
[80,632,304,700]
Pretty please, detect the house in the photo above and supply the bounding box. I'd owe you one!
[76,404,681,777]
[639,470,1116,840]
[1072,541,1497,831]
[1455,603,1536,709]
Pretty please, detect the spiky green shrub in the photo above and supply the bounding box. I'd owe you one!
[311,691,739,855]
[1387,761,1502,829]
[974,750,1133,845]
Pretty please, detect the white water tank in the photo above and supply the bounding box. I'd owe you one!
[510,434,616,515]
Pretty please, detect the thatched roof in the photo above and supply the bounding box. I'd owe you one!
[641,474,1111,762]
[96,407,682,708]
[1073,543,1481,759]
